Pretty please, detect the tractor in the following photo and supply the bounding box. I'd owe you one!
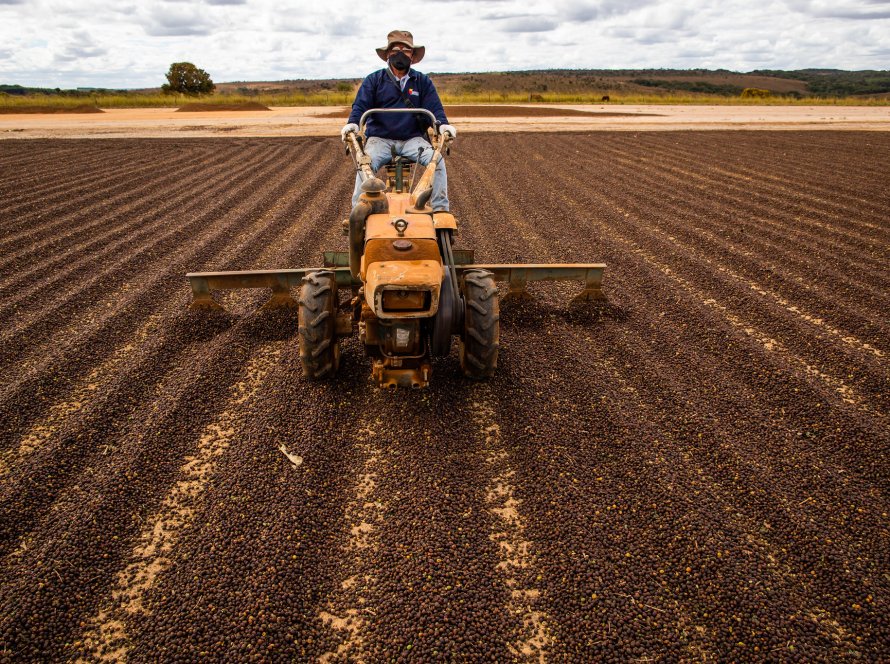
[187,109,605,388]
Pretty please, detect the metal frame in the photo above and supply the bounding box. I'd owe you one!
[186,263,605,311]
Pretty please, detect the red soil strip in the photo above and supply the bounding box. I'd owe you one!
[175,102,271,112]
[315,104,653,118]
[0,104,103,114]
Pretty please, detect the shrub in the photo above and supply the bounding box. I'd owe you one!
[741,88,771,98]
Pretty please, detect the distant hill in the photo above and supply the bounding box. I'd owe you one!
[5,70,889,100]
[215,69,890,99]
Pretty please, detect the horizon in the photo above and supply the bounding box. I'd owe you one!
[4,66,889,93]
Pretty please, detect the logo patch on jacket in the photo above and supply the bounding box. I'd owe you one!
[407,88,419,96]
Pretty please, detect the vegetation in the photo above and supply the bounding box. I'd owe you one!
[631,78,744,95]
[750,69,890,96]
[162,62,215,95]
[1,68,887,109]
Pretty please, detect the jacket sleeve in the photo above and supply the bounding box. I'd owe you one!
[421,75,448,125]
[348,73,378,125]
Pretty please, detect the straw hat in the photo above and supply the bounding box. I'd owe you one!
[375,30,425,64]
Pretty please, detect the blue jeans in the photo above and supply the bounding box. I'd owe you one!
[352,136,449,211]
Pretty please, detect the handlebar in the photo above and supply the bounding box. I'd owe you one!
[358,108,438,135]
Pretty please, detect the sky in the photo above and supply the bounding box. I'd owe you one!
[0,0,888,89]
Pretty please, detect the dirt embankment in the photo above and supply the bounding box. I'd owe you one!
[176,102,271,112]
[0,104,103,114]
[315,104,653,119]
[0,133,887,661]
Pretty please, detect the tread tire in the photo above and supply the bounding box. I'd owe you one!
[459,270,500,379]
[298,271,340,379]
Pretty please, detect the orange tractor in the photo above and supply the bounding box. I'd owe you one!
[187,109,605,388]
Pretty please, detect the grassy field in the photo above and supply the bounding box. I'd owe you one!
[1,90,888,111]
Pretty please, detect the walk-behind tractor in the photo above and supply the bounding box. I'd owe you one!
[187,109,605,388]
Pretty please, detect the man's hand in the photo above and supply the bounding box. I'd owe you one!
[340,123,359,140]
[439,124,457,138]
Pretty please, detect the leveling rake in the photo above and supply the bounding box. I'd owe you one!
[187,109,605,388]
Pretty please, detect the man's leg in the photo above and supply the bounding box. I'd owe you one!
[351,137,394,206]
[403,137,449,212]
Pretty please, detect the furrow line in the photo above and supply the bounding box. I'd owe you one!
[0,142,295,373]
[0,142,289,312]
[630,135,889,251]
[0,144,204,231]
[545,137,889,358]
[635,132,890,232]
[4,143,259,280]
[586,136,890,277]
[0,141,331,457]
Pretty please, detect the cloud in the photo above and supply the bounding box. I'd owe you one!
[500,16,559,31]
[206,0,246,4]
[272,16,314,33]
[560,0,656,22]
[786,0,890,19]
[143,5,218,36]
[327,18,359,37]
[54,30,107,63]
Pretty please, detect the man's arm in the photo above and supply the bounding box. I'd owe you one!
[347,72,379,125]
[420,74,448,125]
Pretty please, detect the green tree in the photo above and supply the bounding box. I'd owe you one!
[162,62,216,95]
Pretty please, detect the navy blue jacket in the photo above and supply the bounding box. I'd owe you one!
[348,68,448,140]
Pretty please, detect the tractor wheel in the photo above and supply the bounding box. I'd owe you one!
[459,270,500,379]
[298,270,340,379]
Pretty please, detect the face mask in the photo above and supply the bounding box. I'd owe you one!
[389,52,411,72]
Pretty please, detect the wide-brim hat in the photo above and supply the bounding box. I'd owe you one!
[376,29,425,64]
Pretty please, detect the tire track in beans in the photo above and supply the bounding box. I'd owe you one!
[343,384,518,661]
[501,134,888,413]
[0,142,321,448]
[116,348,369,662]
[79,346,281,662]
[0,143,352,658]
[547,137,889,359]
[315,413,388,663]
[471,386,554,661]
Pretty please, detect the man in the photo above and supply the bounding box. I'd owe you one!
[341,30,456,212]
